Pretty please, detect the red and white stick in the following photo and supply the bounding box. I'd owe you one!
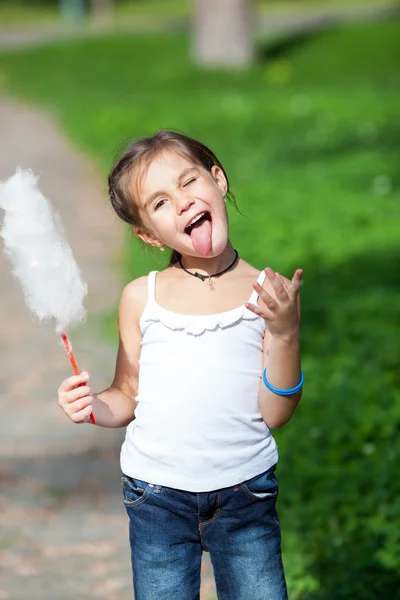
[61,332,96,424]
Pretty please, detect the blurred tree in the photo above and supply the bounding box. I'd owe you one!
[89,0,113,23]
[192,0,254,67]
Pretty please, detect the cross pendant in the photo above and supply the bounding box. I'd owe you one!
[207,277,215,291]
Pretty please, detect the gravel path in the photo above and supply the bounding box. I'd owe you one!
[0,96,217,599]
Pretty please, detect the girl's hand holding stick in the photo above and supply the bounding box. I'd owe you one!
[57,371,94,424]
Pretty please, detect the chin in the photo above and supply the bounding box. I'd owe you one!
[210,234,230,256]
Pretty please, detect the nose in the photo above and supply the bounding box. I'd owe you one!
[175,191,194,215]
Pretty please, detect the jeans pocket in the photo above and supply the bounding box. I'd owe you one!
[241,466,279,501]
[121,474,151,507]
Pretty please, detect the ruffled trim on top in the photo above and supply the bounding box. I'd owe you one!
[140,302,263,336]
[139,270,266,336]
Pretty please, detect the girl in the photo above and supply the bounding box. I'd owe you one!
[58,130,303,600]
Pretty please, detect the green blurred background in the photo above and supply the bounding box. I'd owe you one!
[0,1,399,598]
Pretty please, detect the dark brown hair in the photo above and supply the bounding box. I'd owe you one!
[108,130,238,265]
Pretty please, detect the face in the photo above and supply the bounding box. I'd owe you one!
[134,151,229,258]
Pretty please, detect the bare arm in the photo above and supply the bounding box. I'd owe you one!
[246,268,303,429]
[93,279,146,427]
[58,277,147,428]
[258,326,302,429]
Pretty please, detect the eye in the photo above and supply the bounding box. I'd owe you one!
[154,199,167,210]
[184,178,196,187]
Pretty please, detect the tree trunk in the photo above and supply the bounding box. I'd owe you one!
[89,0,113,24]
[192,0,254,67]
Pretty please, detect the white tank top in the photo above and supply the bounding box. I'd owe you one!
[120,270,278,492]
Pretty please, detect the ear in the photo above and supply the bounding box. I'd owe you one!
[133,226,164,249]
[211,165,228,197]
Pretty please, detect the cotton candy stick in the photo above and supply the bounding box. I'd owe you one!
[0,168,95,424]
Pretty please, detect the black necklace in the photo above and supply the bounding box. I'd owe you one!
[178,250,239,291]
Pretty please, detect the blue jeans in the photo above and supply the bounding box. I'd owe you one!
[121,465,288,600]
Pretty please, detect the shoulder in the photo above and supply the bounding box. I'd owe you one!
[238,260,272,291]
[121,275,149,304]
[119,275,150,322]
[237,260,262,281]
[149,265,182,294]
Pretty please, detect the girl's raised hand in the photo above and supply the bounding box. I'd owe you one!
[246,267,302,340]
[57,372,93,424]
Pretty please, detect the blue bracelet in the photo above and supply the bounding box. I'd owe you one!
[262,368,304,396]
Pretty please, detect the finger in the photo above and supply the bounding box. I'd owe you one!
[245,302,270,318]
[63,385,92,404]
[58,372,89,393]
[69,395,93,415]
[275,273,290,292]
[263,268,288,300]
[70,404,93,424]
[253,281,278,311]
[289,269,303,295]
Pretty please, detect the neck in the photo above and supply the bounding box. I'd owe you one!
[179,243,237,276]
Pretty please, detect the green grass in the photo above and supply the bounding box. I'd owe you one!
[0,20,399,599]
[0,4,58,26]
[0,23,397,276]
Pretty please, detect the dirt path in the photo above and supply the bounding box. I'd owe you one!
[0,97,216,599]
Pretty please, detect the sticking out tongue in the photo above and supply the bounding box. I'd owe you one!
[190,217,212,256]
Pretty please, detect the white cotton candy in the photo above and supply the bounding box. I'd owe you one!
[0,168,87,333]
